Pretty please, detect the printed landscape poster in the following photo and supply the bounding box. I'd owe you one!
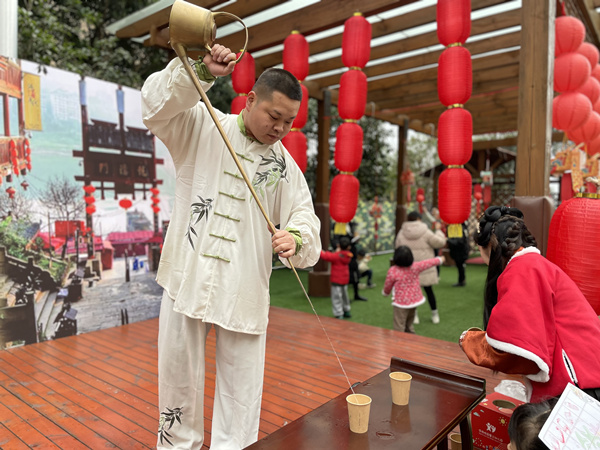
[0,54,175,348]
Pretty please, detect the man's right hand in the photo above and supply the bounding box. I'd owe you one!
[203,44,237,77]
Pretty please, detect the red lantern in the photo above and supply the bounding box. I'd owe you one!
[292,84,309,130]
[83,184,96,194]
[329,174,360,223]
[338,69,367,120]
[473,184,483,215]
[283,31,309,81]
[437,46,472,106]
[6,186,16,199]
[553,52,591,93]
[231,51,255,94]
[150,187,160,196]
[152,205,161,214]
[334,122,364,172]
[341,13,372,69]
[281,130,307,172]
[84,195,96,205]
[592,64,600,83]
[568,111,600,144]
[436,0,471,47]
[578,42,600,69]
[416,187,425,214]
[547,195,600,314]
[587,134,600,155]
[555,16,586,57]
[575,76,600,105]
[119,198,132,210]
[231,95,247,115]
[152,197,160,205]
[438,168,472,224]
[86,205,96,215]
[552,92,592,132]
[437,107,472,165]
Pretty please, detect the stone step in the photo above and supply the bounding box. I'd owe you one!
[37,291,58,341]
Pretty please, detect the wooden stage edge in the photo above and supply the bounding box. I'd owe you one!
[0,306,511,449]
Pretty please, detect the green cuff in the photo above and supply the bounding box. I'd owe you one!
[195,60,217,83]
[286,227,303,256]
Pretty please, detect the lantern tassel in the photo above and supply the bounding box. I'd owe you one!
[447,223,463,238]
[334,222,348,235]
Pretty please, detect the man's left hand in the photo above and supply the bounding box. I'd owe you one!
[272,229,296,259]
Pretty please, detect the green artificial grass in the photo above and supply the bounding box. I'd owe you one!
[269,253,489,343]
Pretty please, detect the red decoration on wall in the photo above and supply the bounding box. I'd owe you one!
[547,196,600,315]
[334,122,364,172]
[338,69,368,120]
[552,92,592,132]
[281,131,308,172]
[436,0,471,46]
[438,168,472,225]
[553,52,591,93]
[119,198,132,210]
[283,31,309,81]
[437,46,472,106]
[330,174,360,223]
[555,16,586,56]
[341,13,372,68]
[437,107,472,165]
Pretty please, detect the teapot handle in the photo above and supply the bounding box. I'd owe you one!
[207,12,248,63]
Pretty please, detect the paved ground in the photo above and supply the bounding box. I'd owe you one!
[61,257,163,335]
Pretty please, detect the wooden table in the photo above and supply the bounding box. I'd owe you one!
[248,357,486,450]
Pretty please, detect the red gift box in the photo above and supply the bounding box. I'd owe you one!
[470,392,524,450]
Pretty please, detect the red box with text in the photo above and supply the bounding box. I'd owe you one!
[471,392,524,450]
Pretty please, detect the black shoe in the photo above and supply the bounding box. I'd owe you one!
[354,296,368,301]
[335,315,343,319]
[343,311,352,318]
[452,282,466,287]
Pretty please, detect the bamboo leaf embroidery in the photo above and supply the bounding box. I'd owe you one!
[158,406,183,446]
[185,195,213,250]
[252,149,288,199]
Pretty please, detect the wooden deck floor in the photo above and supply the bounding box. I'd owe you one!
[0,306,510,449]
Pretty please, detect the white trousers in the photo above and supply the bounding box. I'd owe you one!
[157,292,266,449]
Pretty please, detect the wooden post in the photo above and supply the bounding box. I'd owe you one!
[395,119,409,237]
[515,0,555,197]
[308,90,332,297]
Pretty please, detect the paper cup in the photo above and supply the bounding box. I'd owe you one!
[389,371,412,405]
[449,432,462,450]
[346,393,372,433]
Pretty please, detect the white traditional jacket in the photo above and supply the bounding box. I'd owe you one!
[141,58,321,335]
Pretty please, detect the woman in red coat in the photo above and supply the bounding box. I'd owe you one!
[459,206,600,402]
